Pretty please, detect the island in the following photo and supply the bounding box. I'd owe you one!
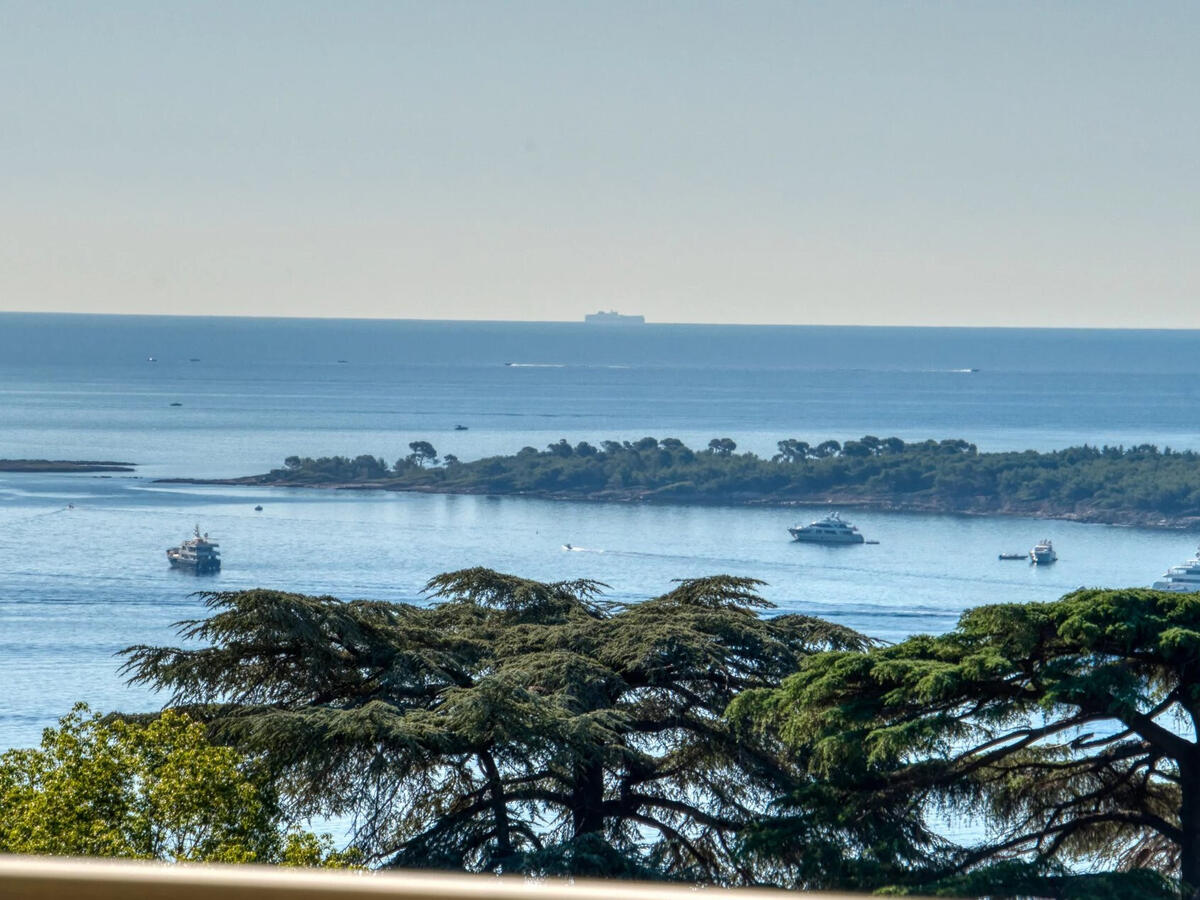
[156,436,1200,529]
[0,459,136,473]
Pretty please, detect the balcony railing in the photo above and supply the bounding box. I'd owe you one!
[0,855,879,900]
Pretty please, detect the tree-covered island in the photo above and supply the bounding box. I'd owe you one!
[168,436,1200,528]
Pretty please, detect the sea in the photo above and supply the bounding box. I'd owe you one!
[4,313,1200,753]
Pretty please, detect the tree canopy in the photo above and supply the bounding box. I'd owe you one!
[122,571,869,880]
[0,704,356,866]
[404,441,439,468]
[14,577,1196,896]
[731,588,1200,898]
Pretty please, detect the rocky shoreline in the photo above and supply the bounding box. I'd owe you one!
[1,459,136,473]
[154,475,1200,531]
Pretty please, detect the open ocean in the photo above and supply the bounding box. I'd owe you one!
[4,312,1200,750]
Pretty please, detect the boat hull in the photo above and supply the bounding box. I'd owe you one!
[166,551,220,574]
[1152,581,1200,592]
[788,530,864,544]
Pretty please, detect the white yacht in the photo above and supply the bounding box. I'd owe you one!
[1152,546,1200,592]
[1030,539,1057,565]
[788,512,865,544]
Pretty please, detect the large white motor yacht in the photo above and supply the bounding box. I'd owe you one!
[788,512,865,544]
[1029,539,1057,565]
[1152,546,1200,592]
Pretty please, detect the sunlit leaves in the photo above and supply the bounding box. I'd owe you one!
[0,705,353,865]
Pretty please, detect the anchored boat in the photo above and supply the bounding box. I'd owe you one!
[167,525,221,574]
[1029,539,1057,565]
[1152,546,1200,592]
[788,512,866,544]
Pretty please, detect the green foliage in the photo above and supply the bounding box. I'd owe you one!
[280,831,363,868]
[707,437,737,456]
[271,454,390,482]
[732,588,1200,896]
[876,859,1179,899]
[253,436,1200,525]
[405,441,439,468]
[0,704,350,865]
[122,572,870,881]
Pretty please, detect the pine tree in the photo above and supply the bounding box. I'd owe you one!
[123,570,867,880]
[733,588,1200,898]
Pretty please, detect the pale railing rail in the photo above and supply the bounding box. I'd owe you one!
[0,856,879,900]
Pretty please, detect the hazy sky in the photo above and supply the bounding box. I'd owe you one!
[2,2,1197,326]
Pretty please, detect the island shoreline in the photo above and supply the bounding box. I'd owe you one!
[153,476,1200,531]
[1,460,137,473]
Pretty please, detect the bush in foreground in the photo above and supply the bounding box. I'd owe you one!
[0,704,357,866]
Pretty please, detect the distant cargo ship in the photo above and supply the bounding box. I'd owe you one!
[584,310,645,325]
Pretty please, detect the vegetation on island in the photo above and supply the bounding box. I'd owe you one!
[103,571,1200,897]
[201,436,1200,527]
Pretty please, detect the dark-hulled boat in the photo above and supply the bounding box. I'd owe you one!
[167,525,221,574]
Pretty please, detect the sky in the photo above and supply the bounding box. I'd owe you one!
[1,1,1197,326]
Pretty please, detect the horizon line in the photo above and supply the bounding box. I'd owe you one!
[3,308,1200,334]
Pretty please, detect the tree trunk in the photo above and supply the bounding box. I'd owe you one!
[479,751,512,868]
[1182,771,1200,900]
[571,757,605,837]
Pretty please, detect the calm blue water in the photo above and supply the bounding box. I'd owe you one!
[4,313,1200,750]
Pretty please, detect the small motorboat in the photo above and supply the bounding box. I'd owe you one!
[454,424,469,431]
[169,402,182,407]
[998,552,1025,560]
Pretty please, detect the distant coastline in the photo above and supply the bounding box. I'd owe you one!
[155,476,1198,529]
[0,459,136,473]
[154,437,1200,530]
